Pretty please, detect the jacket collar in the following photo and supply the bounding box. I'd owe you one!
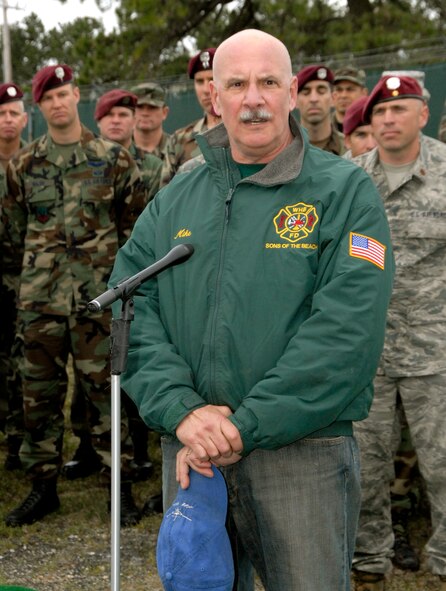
[197,115,307,185]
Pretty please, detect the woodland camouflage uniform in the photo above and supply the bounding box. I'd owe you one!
[160,116,208,187]
[128,141,162,201]
[1,124,147,480]
[352,134,446,578]
[0,138,27,445]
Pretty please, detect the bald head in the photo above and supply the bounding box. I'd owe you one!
[209,29,296,163]
[213,29,293,84]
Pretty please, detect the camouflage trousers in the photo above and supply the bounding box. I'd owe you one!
[353,373,446,575]
[0,276,24,438]
[17,309,118,480]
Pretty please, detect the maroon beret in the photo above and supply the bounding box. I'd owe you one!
[32,64,73,103]
[296,65,334,92]
[188,48,216,79]
[363,75,424,122]
[343,96,369,136]
[94,89,138,121]
[0,83,24,105]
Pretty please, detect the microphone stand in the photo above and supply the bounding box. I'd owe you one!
[88,244,194,591]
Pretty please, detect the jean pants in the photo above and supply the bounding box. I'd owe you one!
[162,434,360,591]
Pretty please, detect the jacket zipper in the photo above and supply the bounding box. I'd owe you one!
[209,183,235,402]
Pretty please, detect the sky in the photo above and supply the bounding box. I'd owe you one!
[4,0,119,33]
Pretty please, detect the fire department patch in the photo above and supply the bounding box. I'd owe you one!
[273,202,319,243]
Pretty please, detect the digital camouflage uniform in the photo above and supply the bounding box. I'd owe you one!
[1,124,147,480]
[439,101,446,143]
[352,134,446,577]
[160,116,208,187]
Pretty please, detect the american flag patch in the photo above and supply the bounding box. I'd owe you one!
[349,232,385,269]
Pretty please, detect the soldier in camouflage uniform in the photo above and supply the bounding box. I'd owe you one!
[131,82,171,160]
[62,89,162,485]
[1,65,147,528]
[331,66,368,133]
[350,75,446,591]
[0,83,28,470]
[295,65,345,156]
[160,48,221,186]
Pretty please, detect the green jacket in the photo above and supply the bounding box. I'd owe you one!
[111,117,394,456]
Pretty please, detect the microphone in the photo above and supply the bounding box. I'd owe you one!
[88,243,194,313]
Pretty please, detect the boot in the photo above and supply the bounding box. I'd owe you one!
[128,458,154,482]
[4,435,22,471]
[5,478,60,527]
[142,491,163,516]
[352,570,385,591]
[391,509,419,571]
[62,433,102,479]
[108,482,141,527]
[440,575,446,591]
[392,530,420,571]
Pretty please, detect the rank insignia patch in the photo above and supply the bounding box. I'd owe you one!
[273,202,319,243]
[349,232,385,269]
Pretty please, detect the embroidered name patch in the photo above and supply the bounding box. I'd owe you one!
[273,202,319,243]
[349,232,385,269]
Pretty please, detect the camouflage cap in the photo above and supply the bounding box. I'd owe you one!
[0,82,24,104]
[343,96,369,135]
[32,64,73,103]
[188,48,216,79]
[131,82,166,107]
[363,75,425,122]
[94,89,138,121]
[296,65,334,92]
[333,66,366,87]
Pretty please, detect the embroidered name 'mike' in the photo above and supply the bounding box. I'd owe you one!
[349,232,386,269]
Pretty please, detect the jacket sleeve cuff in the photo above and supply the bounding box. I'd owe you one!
[229,407,259,456]
[162,391,207,434]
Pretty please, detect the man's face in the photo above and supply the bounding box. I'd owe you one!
[0,101,28,142]
[296,80,333,125]
[194,70,214,114]
[210,42,296,163]
[135,103,169,133]
[38,84,80,130]
[97,106,135,146]
[371,98,428,156]
[344,124,377,157]
[332,81,367,116]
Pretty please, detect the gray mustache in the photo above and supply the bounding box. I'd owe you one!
[239,109,272,122]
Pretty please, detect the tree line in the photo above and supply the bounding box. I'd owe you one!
[4,0,445,90]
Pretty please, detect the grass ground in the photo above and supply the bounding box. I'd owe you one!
[0,366,442,590]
